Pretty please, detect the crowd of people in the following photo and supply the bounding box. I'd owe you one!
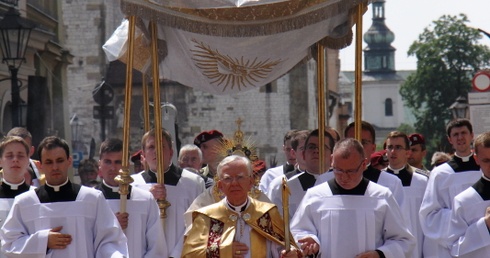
[0,118,488,257]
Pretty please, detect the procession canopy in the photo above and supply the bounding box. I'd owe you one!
[113,0,369,94]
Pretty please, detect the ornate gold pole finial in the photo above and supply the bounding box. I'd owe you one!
[234,117,244,146]
[282,177,291,252]
[114,167,134,214]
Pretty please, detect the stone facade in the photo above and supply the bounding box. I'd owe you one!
[63,0,118,158]
[63,1,341,168]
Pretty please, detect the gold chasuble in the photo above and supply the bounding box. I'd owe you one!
[182,198,298,258]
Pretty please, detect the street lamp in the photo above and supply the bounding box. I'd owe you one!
[0,7,35,127]
[449,96,469,120]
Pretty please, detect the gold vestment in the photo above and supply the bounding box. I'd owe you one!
[182,198,297,258]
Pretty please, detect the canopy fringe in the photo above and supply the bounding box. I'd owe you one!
[121,0,367,42]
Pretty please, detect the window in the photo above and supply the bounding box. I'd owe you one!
[385,98,393,116]
[265,83,272,93]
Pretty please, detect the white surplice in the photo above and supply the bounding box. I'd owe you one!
[131,168,205,257]
[259,165,284,195]
[446,179,490,257]
[291,180,415,258]
[0,187,128,258]
[399,171,428,258]
[376,171,405,207]
[419,162,480,258]
[268,171,334,220]
[0,199,14,258]
[104,186,167,258]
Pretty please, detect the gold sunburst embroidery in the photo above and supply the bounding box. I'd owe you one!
[190,39,282,92]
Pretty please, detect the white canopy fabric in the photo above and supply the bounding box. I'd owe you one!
[106,0,368,94]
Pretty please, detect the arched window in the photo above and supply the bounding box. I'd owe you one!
[385,98,393,116]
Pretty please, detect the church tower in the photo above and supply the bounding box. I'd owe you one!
[363,0,396,74]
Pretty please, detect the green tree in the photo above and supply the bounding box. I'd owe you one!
[396,123,415,135]
[400,14,490,158]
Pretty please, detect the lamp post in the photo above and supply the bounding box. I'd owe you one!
[449,96,469,120]
[0,7,35,127]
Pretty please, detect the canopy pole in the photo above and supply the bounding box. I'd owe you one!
[354,2,365,141]
[115,16,136,227]
[142,73,150,132]
[141,73,150,172]
[317,42,326,173]
[150,21,171,224]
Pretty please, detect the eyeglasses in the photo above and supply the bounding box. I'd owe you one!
[305,144,331,152]
[332,161,364,175]
[386,145,407,151]
[220,175,250,184]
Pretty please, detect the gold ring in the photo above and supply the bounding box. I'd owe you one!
[237,250,240,255]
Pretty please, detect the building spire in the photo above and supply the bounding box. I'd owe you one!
[363,0,396,74]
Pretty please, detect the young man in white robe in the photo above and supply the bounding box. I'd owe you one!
[182,155,302,258]
[0,136,36,258]
[291,138,415,258]
[96,138,167,257]
[1,136,128,258]
[344,121,405,206]
[259,130,298,195]
[131,128,205,258]
[419,119,480,258]
[383,131,428,258]
[446,131,490,257]
[268,129,334,220]
[6,127,43,186]
[194,129,225,188]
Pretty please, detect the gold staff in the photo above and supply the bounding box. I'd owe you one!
[117,15,137,218]
[282,177,291,252]
[142,73,150,132]
[317,42,326,172]
[150,20,171,221]
[354,2,365,141]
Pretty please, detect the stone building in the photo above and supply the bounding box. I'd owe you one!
[63,1,345,168]
[340,0,415,144]
[0,1,72,153]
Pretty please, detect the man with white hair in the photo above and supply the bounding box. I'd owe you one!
[178,144,203,172]
[182,155,301,258]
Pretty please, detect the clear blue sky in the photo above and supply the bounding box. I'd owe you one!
[340,0,490,71]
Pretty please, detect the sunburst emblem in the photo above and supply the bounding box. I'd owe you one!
[191,39,282,92]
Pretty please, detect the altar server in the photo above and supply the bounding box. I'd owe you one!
[131,128,204,257]
[446,131,490,257]
[1,136,127,257]
[291,138,415,258]
[419,119,480,258]
[96,138,167,257]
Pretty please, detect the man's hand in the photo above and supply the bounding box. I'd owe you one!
[298,236,319,256]
[281,246,302,258]
[149,184,167,199]
[355,250,381,258]
[47,226,72,249]
[232,241,249,258]
[116,212,129,230]
[485,206,490,229]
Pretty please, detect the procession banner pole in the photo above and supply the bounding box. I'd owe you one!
[354,2,365,141]
[115,15,136,227]
[282,177,291,252]
[150,21,171,225]
[141,73,150,172]
[142,73,150,132]
[317,42,326,172]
